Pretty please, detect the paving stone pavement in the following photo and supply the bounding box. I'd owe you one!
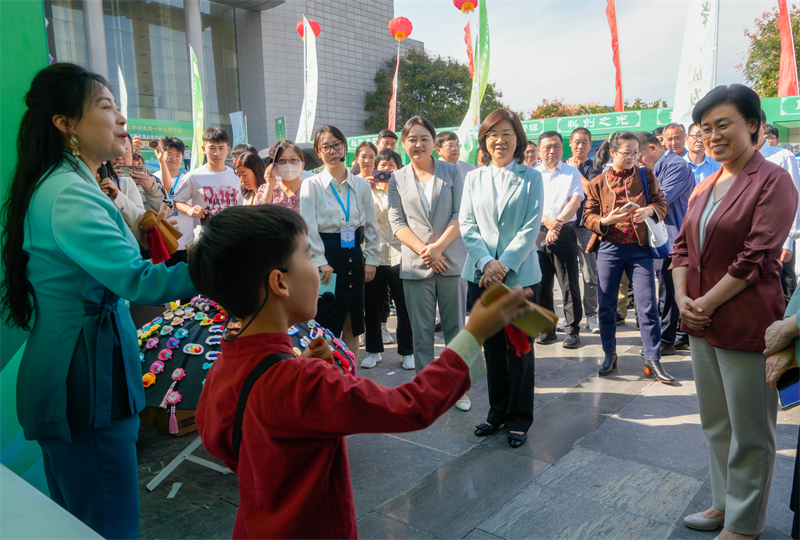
[133,293,799,540]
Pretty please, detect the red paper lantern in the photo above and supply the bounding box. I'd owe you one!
[453,0,477,14]
[388,17,413,41]
[296,19,321,39]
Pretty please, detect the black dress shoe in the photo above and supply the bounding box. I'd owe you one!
[474,423,501,437]
[616,314,626,325]
[563,334,581,349]
[643,360,676,384]
[536,331,557,345]
[507,432,527,448]
[675,340,690,351]
[599,353,618,376]
[638,343,677,356]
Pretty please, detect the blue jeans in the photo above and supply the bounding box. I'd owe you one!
[597,242,661,361]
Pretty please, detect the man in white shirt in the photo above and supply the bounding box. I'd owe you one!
[174,127,243,251]
[684,123,721,185]
[757,110,800,303]
[663,123,687,157]
[534,131,584,349]
[435,131,476,182]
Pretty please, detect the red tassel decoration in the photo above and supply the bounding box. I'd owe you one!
[504,325,531,357]
[145,224,170,265]
[169,405,179,435]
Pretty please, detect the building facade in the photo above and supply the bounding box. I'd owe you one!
[43,0,423,150]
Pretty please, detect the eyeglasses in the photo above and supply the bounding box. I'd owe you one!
[276,158,302,165]
[688,133,702,141]
[614,151,641,159]
[699,117,744,140]
[319,141,344,154]
[440,144,460,150]
[486,132,516,142]
[764,135,778,140]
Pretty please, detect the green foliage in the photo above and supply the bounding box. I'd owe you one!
[526,97,668,120]
[738,5,800,97]
[364,49,506,133]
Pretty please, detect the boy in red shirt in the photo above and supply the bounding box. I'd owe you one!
[191,205,535,539]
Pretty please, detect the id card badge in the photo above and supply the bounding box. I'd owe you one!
[341,226,356,248]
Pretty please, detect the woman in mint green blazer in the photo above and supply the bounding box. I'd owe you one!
[459,109,544,448]
[0,64,195,539]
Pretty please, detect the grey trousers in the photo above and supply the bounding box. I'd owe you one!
[689,336,778,536]
[575,225,598,319]
[403,274,466,373]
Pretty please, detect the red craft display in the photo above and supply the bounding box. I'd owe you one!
[453,0,477,14]
[388,17,412,41]
[295,19,321,39]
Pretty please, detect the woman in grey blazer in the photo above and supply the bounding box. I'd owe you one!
[460,109,544,448]
[388,116,470,411]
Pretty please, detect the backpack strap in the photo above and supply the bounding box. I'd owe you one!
[639,167,650,205]
[232,352,294,458]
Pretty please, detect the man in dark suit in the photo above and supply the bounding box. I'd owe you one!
[638,129,695,355]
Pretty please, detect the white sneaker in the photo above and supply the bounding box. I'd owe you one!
[359,334,365,347]
[361,352,382,369]
[455,395,471,411]
[381,326,395,344]
[402,355,415,370]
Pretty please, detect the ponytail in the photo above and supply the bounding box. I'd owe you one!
[594,141,611,170]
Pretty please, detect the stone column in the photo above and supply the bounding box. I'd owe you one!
[82,0,108,79]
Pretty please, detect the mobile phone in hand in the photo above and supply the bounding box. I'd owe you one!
[372,170,392,182]
[117,165,146,176]
[777,366,799,411]
[620,202,640,213]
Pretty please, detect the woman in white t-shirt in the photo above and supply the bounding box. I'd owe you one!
[299,125,380,355]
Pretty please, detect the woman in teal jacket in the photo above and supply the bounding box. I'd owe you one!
[0,64,196,539]
[459,109,544,448]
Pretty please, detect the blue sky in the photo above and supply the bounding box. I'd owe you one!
[394,0,785,114]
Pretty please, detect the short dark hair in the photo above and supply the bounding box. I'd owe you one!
[132,152,144,163]
[234,152,267,194]
[687,123,700,134]
[313,125,347,155]
[526,140,537,148]
[537,131,563,145]
[188,205,307,319]
[478,109,527,166]
[594,130,639,170]
[570,127,592,140]
[663,122,686,135]
[376,149,403,169]
[435,131,459,148]
[653,127,665,137]
[378,129,399,141]
[203,126,229,145]
[231,143,257,161]
[356,140,378,157]
[692,84,761,144]
[161,136,186,154]
[401,116,436,142]
[765,124,779,138]
[636,131,661,148]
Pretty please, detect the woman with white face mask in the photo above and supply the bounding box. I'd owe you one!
[262,141,307,213]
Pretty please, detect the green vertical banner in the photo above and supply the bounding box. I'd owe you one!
[189,46,204,170]
[244,115,248,144]
[275,115,287,142]
[456,0,490,163]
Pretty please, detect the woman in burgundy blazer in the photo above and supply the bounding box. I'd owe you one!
[671,85,797,539]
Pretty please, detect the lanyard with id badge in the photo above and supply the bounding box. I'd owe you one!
[330,182,355,248]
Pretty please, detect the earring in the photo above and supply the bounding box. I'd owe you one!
[69,132,80,157]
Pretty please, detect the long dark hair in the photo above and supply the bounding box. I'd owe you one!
[234,151,266,196]
[1,63,110,330]
[593,130,638,170]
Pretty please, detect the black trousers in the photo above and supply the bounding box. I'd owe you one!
[365,264,413,355]
[468,281,539,434]
[537,225,582,335]
[781,246,797,307]
[656,255,684,345]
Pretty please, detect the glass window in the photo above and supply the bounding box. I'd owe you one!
[44,0,88,67]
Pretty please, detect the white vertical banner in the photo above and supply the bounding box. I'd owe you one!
[296,17,318,143]
[229,111,245,145]
[671,0,719,129]
[117,65,128,119]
